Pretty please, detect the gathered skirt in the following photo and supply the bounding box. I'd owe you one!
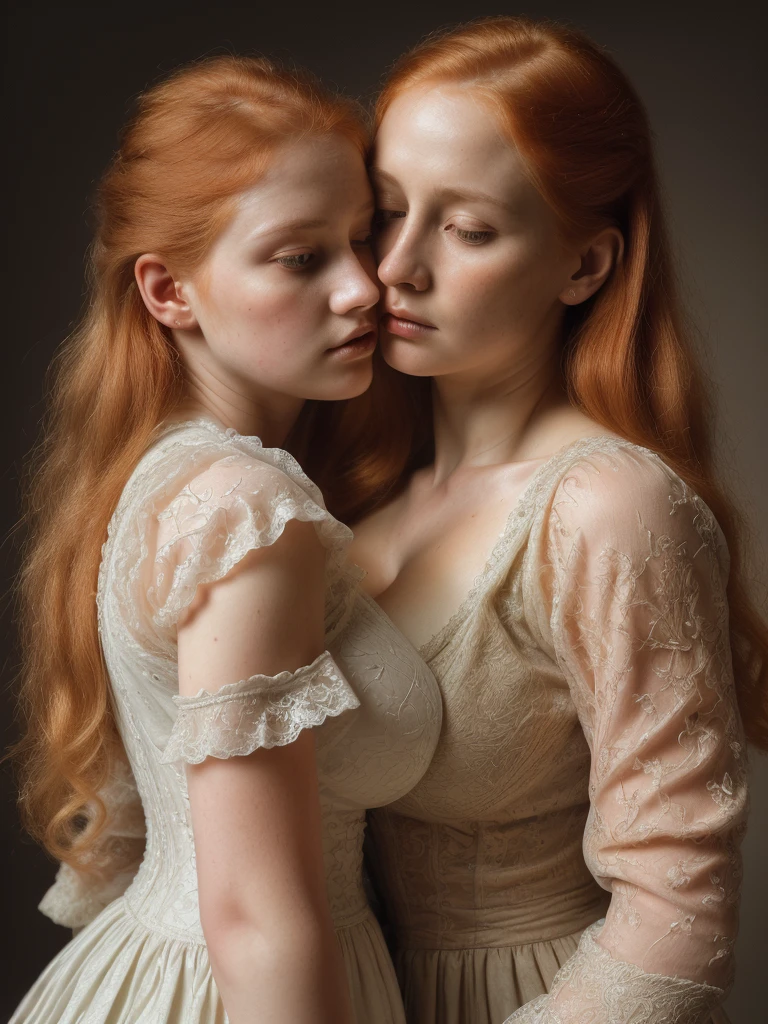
[395,928,732,1024]
[11,897,405,1023]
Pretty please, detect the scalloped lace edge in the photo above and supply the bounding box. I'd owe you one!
[160,651,359,765]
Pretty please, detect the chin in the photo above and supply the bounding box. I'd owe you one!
[312,361,375,401]
[380,335,439,378]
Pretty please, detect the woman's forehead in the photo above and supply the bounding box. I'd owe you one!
[374,86,540,214]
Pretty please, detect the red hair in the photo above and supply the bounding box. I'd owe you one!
[14,55,370,872]
[330,17,768,749]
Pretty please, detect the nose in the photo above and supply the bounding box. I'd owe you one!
[329,250,381,315]
[376,219,431,292]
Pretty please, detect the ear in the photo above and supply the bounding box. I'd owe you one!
[134,254,198,330]
[560,227,624,306]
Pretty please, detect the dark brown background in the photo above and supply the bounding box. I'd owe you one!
[3,2,766,1020]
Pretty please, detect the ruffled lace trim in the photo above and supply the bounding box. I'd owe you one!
[504,921,725,1024]
[160,651,359,765]
[100,418,359,655]
[38,761,145,929]
[39,862,137,930]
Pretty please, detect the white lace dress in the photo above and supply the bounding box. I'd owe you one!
[366,437,748,1024]
[12,419,442,1024]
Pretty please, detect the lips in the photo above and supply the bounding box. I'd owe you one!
[330,322,376,349]
[381,308,436,341]
[384,307,436,330]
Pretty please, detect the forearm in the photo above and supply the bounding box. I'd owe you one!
[208,917,353,1024]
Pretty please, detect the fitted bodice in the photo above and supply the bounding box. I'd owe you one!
[367,449,608,948]
[366,437,747,1024]
[96,420,441,942]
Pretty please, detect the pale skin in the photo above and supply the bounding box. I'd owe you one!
[350,84,623,652]
[135,133,380,1024]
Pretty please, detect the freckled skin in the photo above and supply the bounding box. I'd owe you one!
[373,85,578,385]
[350,85,620,649]
[177,134,381,410]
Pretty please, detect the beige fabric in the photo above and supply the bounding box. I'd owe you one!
[15,419,442,1024]
[367,437,747,1024]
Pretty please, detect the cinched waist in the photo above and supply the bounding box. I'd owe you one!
[393,882,610,950]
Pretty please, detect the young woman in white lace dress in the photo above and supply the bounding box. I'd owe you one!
[344,17,767,1024]
[11,57,441,1023]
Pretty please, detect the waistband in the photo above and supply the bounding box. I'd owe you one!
[394,882,610,950]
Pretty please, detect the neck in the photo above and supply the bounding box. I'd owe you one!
[174,347,304,448]
[430,350,565,484]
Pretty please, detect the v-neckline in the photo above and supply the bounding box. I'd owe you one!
[406,434,636,663]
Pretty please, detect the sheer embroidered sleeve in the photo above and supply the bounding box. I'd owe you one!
[507,446,748,1023]
[114,427,354,642]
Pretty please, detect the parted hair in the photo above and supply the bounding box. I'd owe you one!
[326,16,768,749]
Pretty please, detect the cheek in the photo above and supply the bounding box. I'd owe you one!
[204,270,321,353]
[444,241,563,334]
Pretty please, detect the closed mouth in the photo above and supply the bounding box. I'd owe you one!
[330,324,376,349]
[384,308,436,330]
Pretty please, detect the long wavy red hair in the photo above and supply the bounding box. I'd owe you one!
[14,55,370,872]
[327,17,768,749]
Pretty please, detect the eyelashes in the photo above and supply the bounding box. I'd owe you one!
[375,210,406,224]
[274,252,314,269]
[273,234,374,271]
[375,209,495,246]
[454,228,493,244]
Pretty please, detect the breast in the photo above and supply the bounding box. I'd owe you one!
[316,592,442,809]
[385,609,592,824]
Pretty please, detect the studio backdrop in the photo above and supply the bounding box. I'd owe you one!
[3,3,766,1021]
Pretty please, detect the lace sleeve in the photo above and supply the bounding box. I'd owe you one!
[160,651,359,765]
[509,448,749,1023]
[38,761,145,929]
[112,425,354,646]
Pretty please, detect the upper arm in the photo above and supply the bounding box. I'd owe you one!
[177,517,326,695]
[177,519,335,944]
[545,449,747,988]
[144,456,354,939]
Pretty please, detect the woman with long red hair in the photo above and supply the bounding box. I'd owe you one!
[345,16,766,1024]
[11,55,441,1023]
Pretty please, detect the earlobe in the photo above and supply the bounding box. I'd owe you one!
[134,254,196,330]
[560,227,624,306]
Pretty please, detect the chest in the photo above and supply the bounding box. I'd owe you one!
[350,461,544,653]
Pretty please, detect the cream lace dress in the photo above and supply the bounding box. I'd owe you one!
[366,437,748,1024]
[12,419,441,1024]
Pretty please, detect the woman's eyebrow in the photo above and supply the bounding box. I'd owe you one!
[252,200,375,240]
[371,169,401,191]
[436,185,512,211]
[372,169,511,212]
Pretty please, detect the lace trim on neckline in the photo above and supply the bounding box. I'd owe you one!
[418,435,657,663]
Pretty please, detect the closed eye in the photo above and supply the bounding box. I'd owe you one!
[375,209,407,224]
[274,252,314,269]
[454,227,494,244]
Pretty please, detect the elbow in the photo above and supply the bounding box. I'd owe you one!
[203,917,277,988]
[201,899,334,984]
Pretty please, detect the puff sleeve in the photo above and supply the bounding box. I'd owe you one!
[114,429,355,642]
[123,430,362,758]
[506,448,748,1023]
